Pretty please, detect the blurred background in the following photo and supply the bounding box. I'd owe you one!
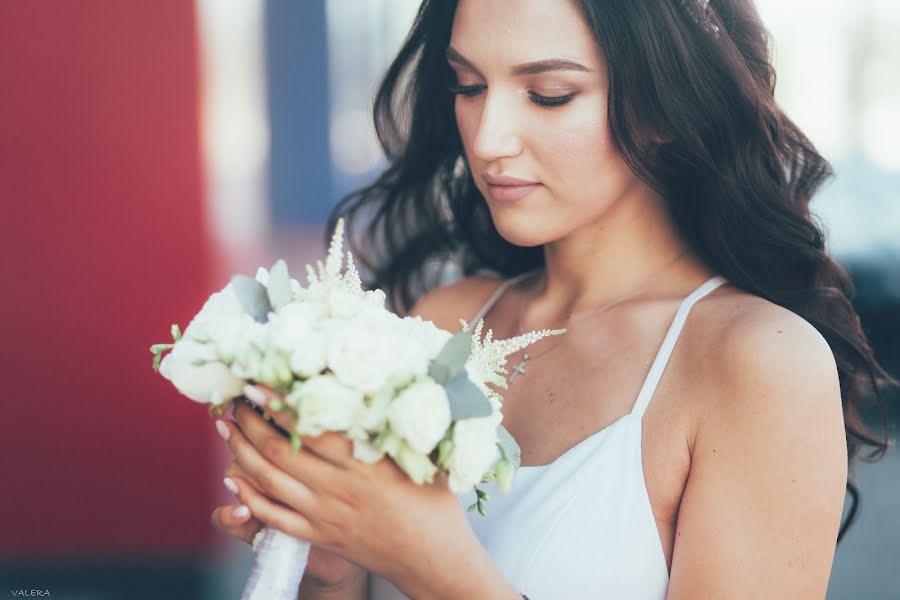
[1,1,897,598]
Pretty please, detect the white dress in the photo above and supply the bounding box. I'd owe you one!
[369,274,728,599]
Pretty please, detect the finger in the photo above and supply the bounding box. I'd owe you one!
[228,474,321,546]
[241,385,298,433]
[210,504,264,545]
[238,390,354,469]
[231,402,350,474]
[298,430,356,469]
[219,417,329,510]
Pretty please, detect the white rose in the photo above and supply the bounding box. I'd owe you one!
[357,385,394,432]
[267,303,329,377]
[401,315,454,357]
[351,438,384,464]
[387,380,451,455]
[179,282,266,365]
[328,287,366,319]
[327,313,430,393]
[159,338,244,405]
[390,440,438,485]
[285,374,364,436]
[447,416,501,494]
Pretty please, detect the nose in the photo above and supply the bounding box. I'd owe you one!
[471,90,523,162]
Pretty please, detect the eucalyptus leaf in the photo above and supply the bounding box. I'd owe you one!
[497,424,521,469]
[427,361,451,386]
[267,259,293,311]
[231,274,272,323]
[430,330,472,378]
[445,370,493,420]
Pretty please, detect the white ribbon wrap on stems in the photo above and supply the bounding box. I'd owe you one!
[241,527,311,600]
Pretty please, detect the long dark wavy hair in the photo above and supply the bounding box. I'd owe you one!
[325,0,895,542]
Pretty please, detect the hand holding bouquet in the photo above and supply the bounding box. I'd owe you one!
[151,218,565,599]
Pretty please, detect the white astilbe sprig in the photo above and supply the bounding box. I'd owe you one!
[325,218,345,281]
[461,317,566,390]
[343,250,362,291]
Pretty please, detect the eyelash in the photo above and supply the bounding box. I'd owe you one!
[448,84,575,107]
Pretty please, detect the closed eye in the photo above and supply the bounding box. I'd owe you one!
[448,83,485,97]
[448,84,576,108]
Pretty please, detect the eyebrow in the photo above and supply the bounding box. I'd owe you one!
[445,46,592,76]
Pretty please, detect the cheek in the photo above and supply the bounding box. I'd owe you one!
[536,98,634,203]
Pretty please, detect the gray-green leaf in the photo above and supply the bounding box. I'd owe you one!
[267,259,293,311]
[445,370,493,420]
[428,361,451,386]
[231,274,272,323]
[497,424,521,469]
[429,331,472,380]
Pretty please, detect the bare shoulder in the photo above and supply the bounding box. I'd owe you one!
[667,290,848,598]
[697,291,841,419]
[405,274,507,333]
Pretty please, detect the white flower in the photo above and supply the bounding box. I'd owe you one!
[327,312,430,393]
[357,385,394,433]
[447,416,501,494]
[391,440,439,485]
[387,380,451,455]
[159,338,244,405]
[351,438,384,464]
[181,282,263,363]
[267,303,329,377]
[285,374,364,436]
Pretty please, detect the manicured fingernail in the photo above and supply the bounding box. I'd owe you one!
[215,420,230,441]
[223,477,238,495]
[233,505,250,519]
[243,384,267,407]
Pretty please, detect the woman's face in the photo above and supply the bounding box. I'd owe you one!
[449,0,645,247]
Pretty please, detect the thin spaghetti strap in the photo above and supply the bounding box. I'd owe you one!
[630,275,728,419]
[468,271,536,327]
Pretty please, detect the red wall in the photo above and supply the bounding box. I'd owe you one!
[0,2,217,556]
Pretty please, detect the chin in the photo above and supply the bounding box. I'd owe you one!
[488,212,552,248]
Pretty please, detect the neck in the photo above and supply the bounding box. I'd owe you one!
[529,192,711,319]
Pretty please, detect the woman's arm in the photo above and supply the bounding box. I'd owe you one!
[667,305,848,598]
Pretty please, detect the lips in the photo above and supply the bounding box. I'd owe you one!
[483,173,541,202]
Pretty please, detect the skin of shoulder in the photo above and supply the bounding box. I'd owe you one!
[668,295,848,599]
[405,274,505,333]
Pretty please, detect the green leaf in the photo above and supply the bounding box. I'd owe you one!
[445,370,492,420]
[477,500,486,516]
[427,361,451,386]
[150,343,174,354]
[171,324,182,342]
[267,259,293,311]
[466,503,477,512]
[268,398,284,412]
[291,432,302,454]
[437,437,454,467]
[428,331,472,383]
[496,424,521,469]
[231,274,272,323]
[152,352,162,372]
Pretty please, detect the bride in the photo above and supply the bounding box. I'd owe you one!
[210,0,893,598]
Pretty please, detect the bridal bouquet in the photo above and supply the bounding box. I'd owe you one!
[150,218,565,600]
